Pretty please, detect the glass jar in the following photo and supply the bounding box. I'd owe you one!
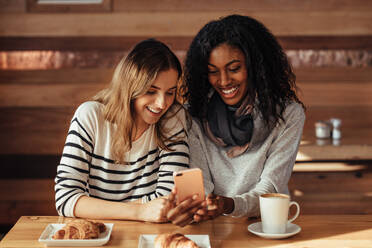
[315,121,331,139]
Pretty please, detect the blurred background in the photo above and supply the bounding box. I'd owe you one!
[0,0,372,237]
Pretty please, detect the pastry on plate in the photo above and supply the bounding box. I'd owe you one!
[154,233,199,248]
[52,219,106,239]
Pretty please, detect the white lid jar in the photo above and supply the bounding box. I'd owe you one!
[315,121,331,139]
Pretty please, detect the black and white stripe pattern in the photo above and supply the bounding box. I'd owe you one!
[55,101,189,217]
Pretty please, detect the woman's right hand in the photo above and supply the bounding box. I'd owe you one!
[138,197,172,223]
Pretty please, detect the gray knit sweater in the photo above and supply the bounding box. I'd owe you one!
[189,102,305,217]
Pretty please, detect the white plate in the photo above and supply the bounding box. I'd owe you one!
[248,222,301,239]
[38,223,114,247]
[138,234,211,248]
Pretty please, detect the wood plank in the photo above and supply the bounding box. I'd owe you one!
[1,0,370,14]
[0,179,54,201]
[0,179,56,226]
[1,155,59,179]
[0,0,25,13]
[303,105,372,130]
[4,102,372,134]
[1,68,372,108]
[0,84,104,107]
[295,67,372,82]
[279,36,372,50]
[289,169,372,193]
[26,0,112,13]
[0,201,56,226]
[297,81,372,107]
[290,192,372,214]
[0,36,192,51]
[298,143,372,161]
[1,68,372,158]
[1,68,371,85]
[300,105,372,161]
[0,69,113,84]
[2,0,372,16]
[2,82,372,108]
[0,107,73,155]
[1,11,372,37]
[289,168,372,214]
[293,162,370,172]
[0,106,371,157]
[2,36,372,51]
[112,0,372,12]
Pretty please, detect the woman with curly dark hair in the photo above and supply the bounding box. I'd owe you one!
[167,14,305,225]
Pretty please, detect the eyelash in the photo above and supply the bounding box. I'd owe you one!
[146,91,175,96]
[208,70,218,74]
[230,66,240,72]
[208,66,240,74]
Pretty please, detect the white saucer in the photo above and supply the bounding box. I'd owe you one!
[247,222,301,239]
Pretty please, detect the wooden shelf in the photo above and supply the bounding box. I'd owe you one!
[297,127,372,161]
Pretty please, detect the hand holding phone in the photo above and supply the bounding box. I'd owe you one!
[173,168,205,204]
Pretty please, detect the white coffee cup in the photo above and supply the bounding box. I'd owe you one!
[259,193,300,234]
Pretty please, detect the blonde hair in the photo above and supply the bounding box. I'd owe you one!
[93,39,183,164]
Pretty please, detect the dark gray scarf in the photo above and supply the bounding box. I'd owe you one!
[203,92,254,158]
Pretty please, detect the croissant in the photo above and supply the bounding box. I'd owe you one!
[52,219,106,239]
[154,233,199,248]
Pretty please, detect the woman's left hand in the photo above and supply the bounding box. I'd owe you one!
[193,194,234,222]
[166,188,205,227]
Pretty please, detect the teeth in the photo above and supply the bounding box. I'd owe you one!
[147,106,161,114]
[221,86,238,94]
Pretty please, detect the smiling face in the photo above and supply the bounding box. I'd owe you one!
[207,43,249,106]
[133,68,178,134]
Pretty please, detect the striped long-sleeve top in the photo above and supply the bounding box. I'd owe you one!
[55,101,189,217]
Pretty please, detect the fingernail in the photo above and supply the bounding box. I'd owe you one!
[192,194,198,200]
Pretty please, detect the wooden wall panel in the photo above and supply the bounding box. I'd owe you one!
[0,0,25,13]
[0,68,371,156]
[0,107,73,155]
[0,1,371,50]
[303,106,372,130]
[3,68,370,85]
[1,11,372,37]
[26,0,112,13]
[2,0,372,13]
[297,82,372,107]
[0,179,56,225]
[294,67,372,82]
[290,169,372,193]
[0,84,104,107]
[112,0,372,12]
[289,167,372,214]
[2,36,372,51]
[2,82,372,108]
[290,192,372,214]
[0,69,113,84]
[0,179,54,201]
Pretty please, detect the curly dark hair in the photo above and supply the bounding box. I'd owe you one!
[183,14,304,127]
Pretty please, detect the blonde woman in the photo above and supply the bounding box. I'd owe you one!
[55,39,190,222]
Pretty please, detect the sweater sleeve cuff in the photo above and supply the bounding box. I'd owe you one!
[223,196,247,218]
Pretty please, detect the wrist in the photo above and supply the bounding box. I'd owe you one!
[130,202,143,221]
[222,196,234,215]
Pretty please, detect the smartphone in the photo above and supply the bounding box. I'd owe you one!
[173,168,205,204]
